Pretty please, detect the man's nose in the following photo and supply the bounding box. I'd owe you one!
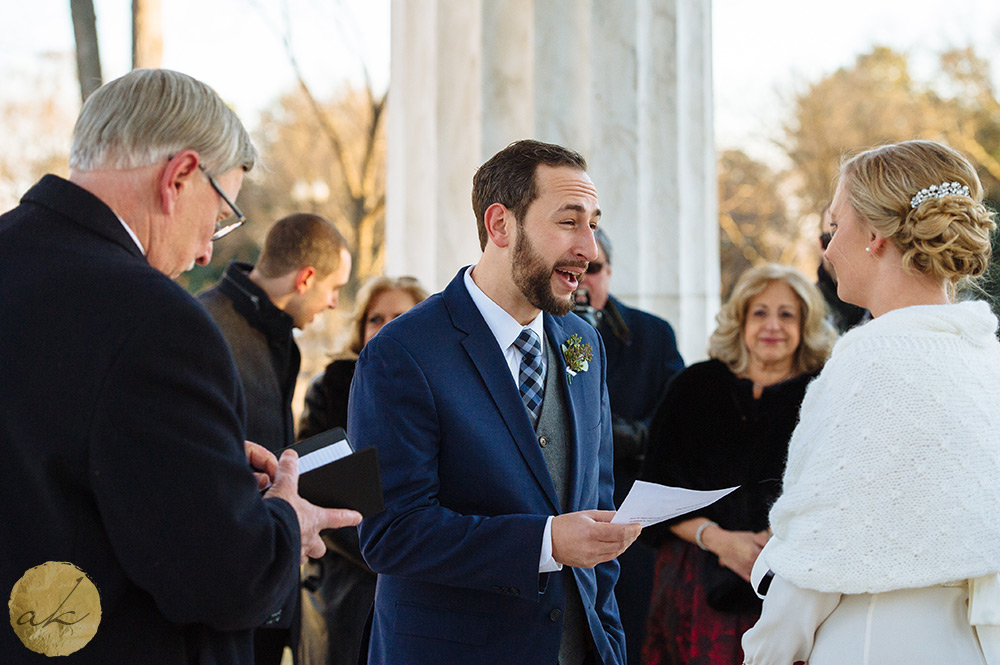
[196,244,213,266]
[578,228,598,261]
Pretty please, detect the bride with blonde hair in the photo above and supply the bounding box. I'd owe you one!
[742,140,1000,664]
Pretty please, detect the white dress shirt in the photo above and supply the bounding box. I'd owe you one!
[116,214,146,255]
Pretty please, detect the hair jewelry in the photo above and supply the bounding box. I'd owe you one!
[910,182,970,209]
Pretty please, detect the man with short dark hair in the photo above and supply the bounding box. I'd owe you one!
[200,213,352,453]
[351,139,641,665]
[199,212,351,663]
[0,69,360,664]
[577,228,684,665]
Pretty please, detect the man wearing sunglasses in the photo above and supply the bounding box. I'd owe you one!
[816,203,868,333]
[576,228,684,664]
[0,69,360,664]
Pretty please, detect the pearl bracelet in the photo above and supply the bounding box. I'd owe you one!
[695,520,718,551]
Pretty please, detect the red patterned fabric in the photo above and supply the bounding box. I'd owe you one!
[642,538,759,665]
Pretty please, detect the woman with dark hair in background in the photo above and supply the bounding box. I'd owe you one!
[297,275,428,665]
[641,263,835,665]
[298,275,428,439]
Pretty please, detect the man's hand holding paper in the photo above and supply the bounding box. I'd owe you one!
[551,510,642,569]
[611,480,738,528]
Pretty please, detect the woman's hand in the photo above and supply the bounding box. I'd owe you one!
[701,527,764,582]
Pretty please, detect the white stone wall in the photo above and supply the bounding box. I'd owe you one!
[386,0,718,362]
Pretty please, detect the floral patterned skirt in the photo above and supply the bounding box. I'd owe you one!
[642,538,759,665]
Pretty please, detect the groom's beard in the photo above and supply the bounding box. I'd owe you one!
[512,225,575,316]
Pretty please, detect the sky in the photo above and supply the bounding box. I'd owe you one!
[1,0,1000,165]
[0,0,391,125]
[712,0,1000,162]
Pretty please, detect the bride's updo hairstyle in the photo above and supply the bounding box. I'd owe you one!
[840,140,995,285]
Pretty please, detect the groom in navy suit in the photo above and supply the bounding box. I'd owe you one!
[350,140,642,664]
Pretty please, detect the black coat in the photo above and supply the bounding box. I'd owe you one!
[642,359,816,535]
[817,264,868,333]
[600,295,685,423]
[0,176,300,664]
[298,358,357,442]
[596,295,684,506]
[199,262,300,452]
[596,297,684,665]
[295,358,377,665]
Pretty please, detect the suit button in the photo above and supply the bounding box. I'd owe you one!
[539,436,548,448]
[549,608,562,622]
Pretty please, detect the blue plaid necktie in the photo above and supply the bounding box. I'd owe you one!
[513,328,545,425]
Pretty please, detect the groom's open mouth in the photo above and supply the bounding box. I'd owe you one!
[554,267,583,292]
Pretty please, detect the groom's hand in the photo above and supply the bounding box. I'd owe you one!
[551,510,641,569]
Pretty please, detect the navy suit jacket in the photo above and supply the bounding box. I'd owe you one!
[350,268,625,665]
[0,176,300,664]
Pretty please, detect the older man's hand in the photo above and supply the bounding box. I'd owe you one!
[264,450,363,563]
[244,440,278,491]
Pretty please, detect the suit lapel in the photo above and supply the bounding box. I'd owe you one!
[443,272,561,512]
[544,315,585,512]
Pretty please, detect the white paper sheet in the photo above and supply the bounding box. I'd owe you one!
[298,438,353,474]
[610,481,739,527]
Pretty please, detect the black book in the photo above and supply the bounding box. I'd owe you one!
[279,427,384,517]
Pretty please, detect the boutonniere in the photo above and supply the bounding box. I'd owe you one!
[561,334,593,384]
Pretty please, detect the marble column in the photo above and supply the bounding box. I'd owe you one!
[386,0,718,361]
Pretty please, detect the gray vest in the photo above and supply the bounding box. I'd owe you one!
[536,339,590,665]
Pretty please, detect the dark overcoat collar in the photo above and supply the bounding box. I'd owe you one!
[22,174,145,261]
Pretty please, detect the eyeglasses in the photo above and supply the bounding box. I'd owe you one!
[586,261,606,275]
[819,232,832,250]
[199,165,246,241]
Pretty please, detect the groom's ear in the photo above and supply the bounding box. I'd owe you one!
[483,203,513,249]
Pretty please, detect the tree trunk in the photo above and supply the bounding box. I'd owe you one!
[69,0,102,102]
[132,0,163,69]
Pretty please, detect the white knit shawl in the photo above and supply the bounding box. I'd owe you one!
[763,301,1000,594]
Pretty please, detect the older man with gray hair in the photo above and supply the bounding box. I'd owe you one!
[0,69,360,664]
